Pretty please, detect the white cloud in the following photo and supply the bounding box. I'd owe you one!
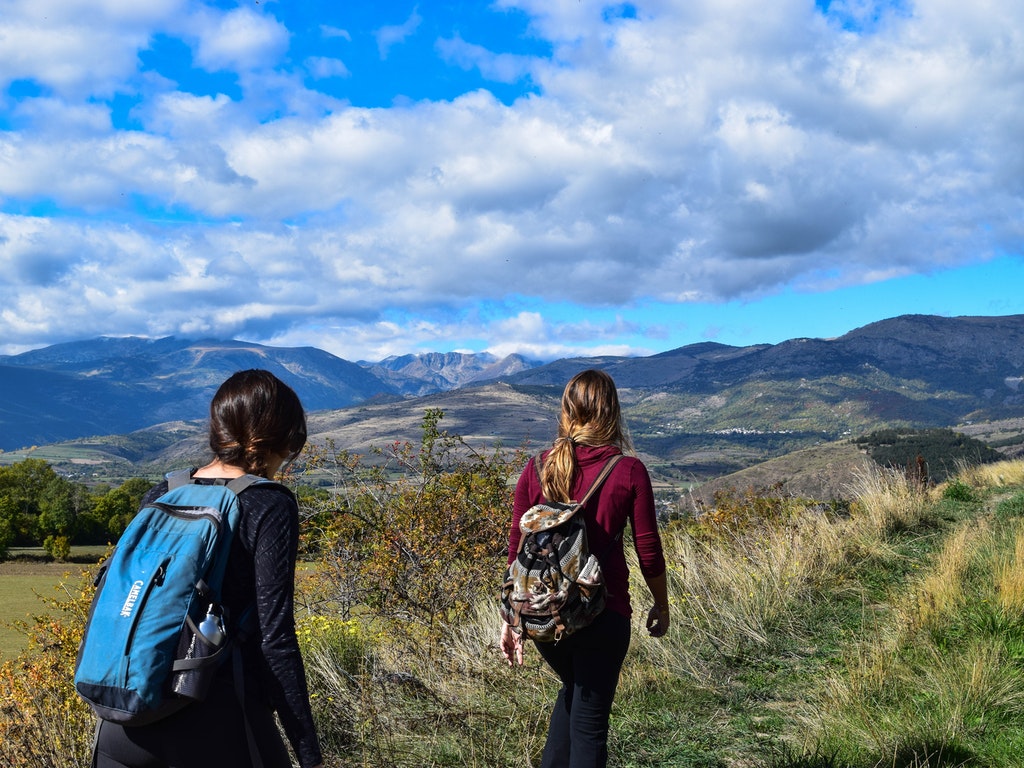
[436,34,535,84]
[1,0,1023,358]
[0,0,189,98]
[320,25,352,41]
[306,56,350,79]
[0,22,143,98]
[190,6,290,73]
[138,92,239,137]
[375,8,422,59]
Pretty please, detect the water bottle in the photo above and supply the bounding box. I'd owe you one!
[198,604,225,647]
[171,604,225,700]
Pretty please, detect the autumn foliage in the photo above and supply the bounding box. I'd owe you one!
[300,409,524,644]
[0,569,95,768]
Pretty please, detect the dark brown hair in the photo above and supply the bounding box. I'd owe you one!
[541,368,631,502]
[208,369,307,478]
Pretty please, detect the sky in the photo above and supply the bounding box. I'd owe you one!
[1,0,1023,363]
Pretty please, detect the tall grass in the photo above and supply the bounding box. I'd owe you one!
[297,595,557,767]
[633,510,844,685]
[297,462,988,766]
[6,459,1024,766]
[847,465,936,539]
[956,459,1024,489]
[796,463,1024,767]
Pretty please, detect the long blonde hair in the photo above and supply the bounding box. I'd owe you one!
[540,369,631,502]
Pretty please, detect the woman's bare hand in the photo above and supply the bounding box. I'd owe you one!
[500,622,524,666]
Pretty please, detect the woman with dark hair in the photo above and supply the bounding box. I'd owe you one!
[93,369,323,768]
[501,368,669,768]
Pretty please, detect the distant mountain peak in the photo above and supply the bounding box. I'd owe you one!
[362,350,540,396]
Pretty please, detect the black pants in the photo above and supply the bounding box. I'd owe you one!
[93,676,290,768]
[534,610,632,768]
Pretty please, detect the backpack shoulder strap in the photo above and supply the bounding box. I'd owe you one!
[165,470,283,497]
[226,474,269,495]
[533,452,623,505]
[577,454,623,507]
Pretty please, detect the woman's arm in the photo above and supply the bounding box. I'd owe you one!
[251,489,324,768]
[629,461,669,637]
[507,462,536,563]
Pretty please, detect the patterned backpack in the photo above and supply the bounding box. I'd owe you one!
[500,454,622,642]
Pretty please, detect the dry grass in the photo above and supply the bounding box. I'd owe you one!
[909,520,988,632]
[796,464,1024,766]
[656,514,840,653]
[955,458,1024,490]
[994,528,1024,613]
[847,465,935,540]
[640,464,933,679]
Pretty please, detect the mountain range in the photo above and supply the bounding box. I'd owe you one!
[2,314,1023,494]
[0,337,537,451]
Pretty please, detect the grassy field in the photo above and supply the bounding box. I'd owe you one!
[0,548,106,660]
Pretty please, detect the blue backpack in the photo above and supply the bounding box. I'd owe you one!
[74,470,275,725]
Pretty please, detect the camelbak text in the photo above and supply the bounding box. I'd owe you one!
[120,580,145,617]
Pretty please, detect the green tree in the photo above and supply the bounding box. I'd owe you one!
[0,459,77,546]
[0,489,16,559]
[120,476,156,508]
[36,477,82,543]
[76,477,155,543]
[90,483,138,536]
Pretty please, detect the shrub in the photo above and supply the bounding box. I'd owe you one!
[941,478,977,503]
[0,569,95,768]
[299,409,524,648]
[42,535,71,561]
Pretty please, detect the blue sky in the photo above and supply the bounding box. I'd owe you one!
[1,0,1022,362]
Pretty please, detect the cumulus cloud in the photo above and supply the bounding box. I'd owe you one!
[0,0,170,98]
[1,0,1023,359]
[189,7,290,72]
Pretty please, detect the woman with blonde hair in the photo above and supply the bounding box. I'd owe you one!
[501,368,669,767]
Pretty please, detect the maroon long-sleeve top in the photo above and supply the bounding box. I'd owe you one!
[508,444,667,619]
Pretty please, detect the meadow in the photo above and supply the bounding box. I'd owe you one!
[0,548,107,659]
[5,439,1024,767]
[0,563,66,659]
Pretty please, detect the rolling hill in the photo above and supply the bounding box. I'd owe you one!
[2,314,1023,497]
